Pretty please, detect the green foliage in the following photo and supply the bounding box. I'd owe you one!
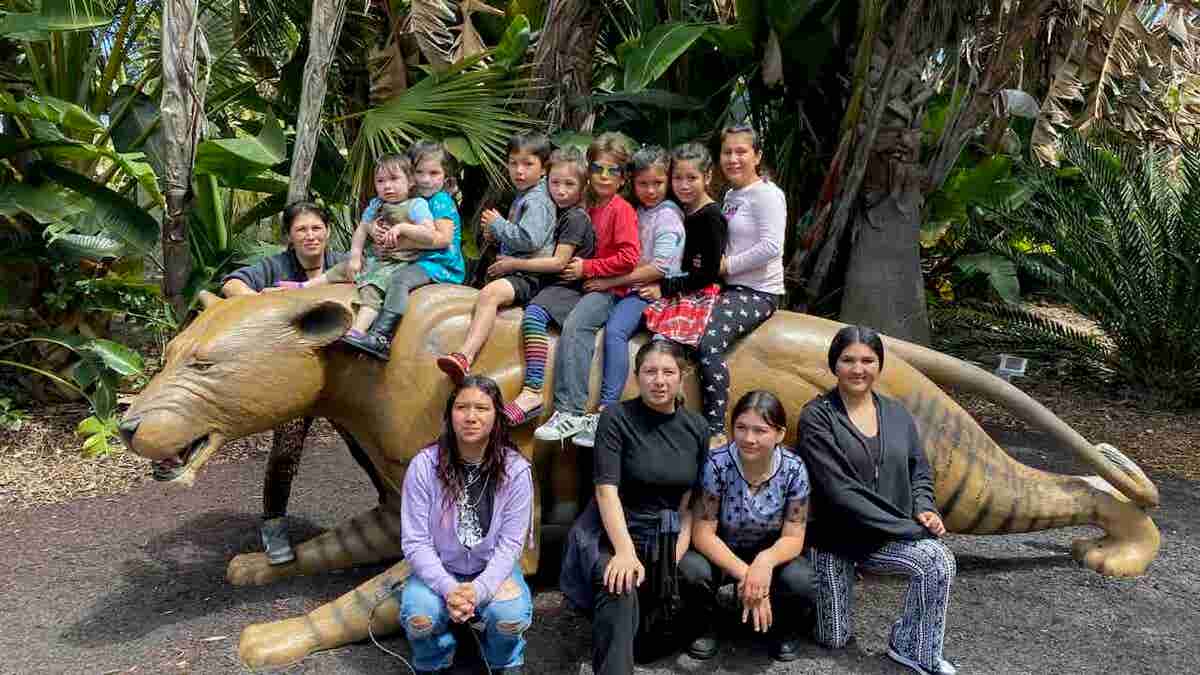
[621,22,712,92]
[942,131,1200,406]
[0,397,28,431]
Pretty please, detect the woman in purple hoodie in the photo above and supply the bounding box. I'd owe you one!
[399,376,534,675]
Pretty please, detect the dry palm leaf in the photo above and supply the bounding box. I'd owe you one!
[404,0,504,70]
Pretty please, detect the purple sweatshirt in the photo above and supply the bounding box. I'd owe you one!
[721,179,787,295]
[400,445,534,604]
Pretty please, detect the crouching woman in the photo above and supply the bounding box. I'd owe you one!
[680,390,815,662]
[399,376,534,675]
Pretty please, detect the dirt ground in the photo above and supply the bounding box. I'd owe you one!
[0,423,1197,675]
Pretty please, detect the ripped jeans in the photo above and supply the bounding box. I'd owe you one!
[398,569,532,671]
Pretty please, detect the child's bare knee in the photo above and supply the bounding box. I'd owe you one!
[496,619,529,636]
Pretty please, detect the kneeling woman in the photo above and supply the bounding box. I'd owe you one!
[399,376,534,675]
[680,390,814,662]
[798,326,956,675]
[562,340,709,674]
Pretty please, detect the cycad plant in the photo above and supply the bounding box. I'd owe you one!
[938,130,1200,405]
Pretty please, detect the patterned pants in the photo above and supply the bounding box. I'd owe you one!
[262,417,388,519]
[695,286,779,434]
[810,539,956,671]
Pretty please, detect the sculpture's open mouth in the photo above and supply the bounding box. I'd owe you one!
[151,433,221,486]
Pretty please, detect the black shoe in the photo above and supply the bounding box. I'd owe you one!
[259,517,295,565]
[342,331,392,360]
[687,632,719,660]
[769,634,802,662]
[367,309,404,340]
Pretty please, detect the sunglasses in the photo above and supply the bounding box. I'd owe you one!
[589,162,626,178]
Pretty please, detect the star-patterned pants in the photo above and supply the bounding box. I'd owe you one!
[809,539,956,671]
[695,286,780,434]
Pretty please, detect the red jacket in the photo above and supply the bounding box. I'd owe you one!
[584,195,640,295]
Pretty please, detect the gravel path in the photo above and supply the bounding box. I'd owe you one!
[1,429,1196,674]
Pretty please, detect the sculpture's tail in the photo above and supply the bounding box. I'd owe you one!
[883,337,1159,508]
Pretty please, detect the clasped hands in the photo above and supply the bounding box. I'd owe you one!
[737,554,775,633]
[445,582,478,623]
[917,510,946,536]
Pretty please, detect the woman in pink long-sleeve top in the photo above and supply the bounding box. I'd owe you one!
[399,376,534,674]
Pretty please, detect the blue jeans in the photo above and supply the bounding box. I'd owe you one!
[553,291,617,415]
[599,294,649,407]
[398,570,533,670]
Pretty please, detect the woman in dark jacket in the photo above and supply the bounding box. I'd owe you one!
[220,202,377,565]
[798,325,957,675]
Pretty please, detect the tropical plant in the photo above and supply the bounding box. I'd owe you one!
[937,130,1200,406]
[0,333,144,455]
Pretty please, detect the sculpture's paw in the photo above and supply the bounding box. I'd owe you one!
[1072,534,1156,577]
[227,552,294,586]
[239,617,319,668]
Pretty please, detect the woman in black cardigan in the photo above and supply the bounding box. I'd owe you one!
[797,325,957,675]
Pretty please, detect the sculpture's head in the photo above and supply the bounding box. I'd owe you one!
[119,287,353,485]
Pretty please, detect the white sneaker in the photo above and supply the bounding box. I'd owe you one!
[886,646,957,675]
[571,414,600,448]
[534,411,589,441]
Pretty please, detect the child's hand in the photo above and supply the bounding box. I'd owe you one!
[370,219,390,247]
[348,255,363,276]
[637,284,662,301]
[480,208,500,227]
[561,257,585,282]
[487,256,516,277]
[719,256,729,277]
[583,278,611,293]
[384,225,407,248]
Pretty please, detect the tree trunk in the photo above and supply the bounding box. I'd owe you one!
[159,0,206,319]
[839,183,930,344]
[525,0,601,130]
[287,0,350,204]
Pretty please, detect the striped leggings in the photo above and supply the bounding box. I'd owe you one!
[521,304,552,392]
[810,539,955,671]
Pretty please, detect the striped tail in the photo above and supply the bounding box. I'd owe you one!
[239,561,412,667]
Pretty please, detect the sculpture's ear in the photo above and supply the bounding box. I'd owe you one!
[197,290,222,310]
[288,299,354,348]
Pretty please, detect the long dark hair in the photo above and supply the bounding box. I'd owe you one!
[731,390,787,432]
[827,325,885,373]
[436,375,513,509]
[280,200,331,241]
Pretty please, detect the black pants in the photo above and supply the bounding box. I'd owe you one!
[591,547,688,675]
[677,547,815,635]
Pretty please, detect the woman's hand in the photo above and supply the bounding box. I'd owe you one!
[487,256,516,278]
[603,550,645,595]
[742,595,773,633]
[347,254,363,276]
[917,511,946,537]
[561,257,585,282]
[637,284,662,301]
[739,554,773,606]
[583,277,613,293]
[446,583,477,623]
[674,536,689,564]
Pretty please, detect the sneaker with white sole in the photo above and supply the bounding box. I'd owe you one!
[571,414,600,448]
[534,411,589,441]
[886,646,957,675]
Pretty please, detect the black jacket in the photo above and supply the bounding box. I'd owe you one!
[222,247,347,292]
[797,389,938,559]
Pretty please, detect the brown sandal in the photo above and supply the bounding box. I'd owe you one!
[436,352,470,384]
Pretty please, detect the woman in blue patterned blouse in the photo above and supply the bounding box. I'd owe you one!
[679,390,814,662]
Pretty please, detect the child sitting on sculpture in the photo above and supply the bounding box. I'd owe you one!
[280,154,441,359]
[572,144,685,447]
[438,144,595,384]
[435,132,559,381]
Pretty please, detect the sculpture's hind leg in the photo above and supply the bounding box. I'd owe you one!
[228,502,403,586]
[1071,483,1161,577]
[238,561,411,667]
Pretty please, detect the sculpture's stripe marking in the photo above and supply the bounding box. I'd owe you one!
[304,615,326,643]
[963,492,994,534]
[329,594,349,630]
[333,524,357,560]
[307,535,330,570]
[349,515,385,558]
[940,424,977,523]
[351,589,374,619]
